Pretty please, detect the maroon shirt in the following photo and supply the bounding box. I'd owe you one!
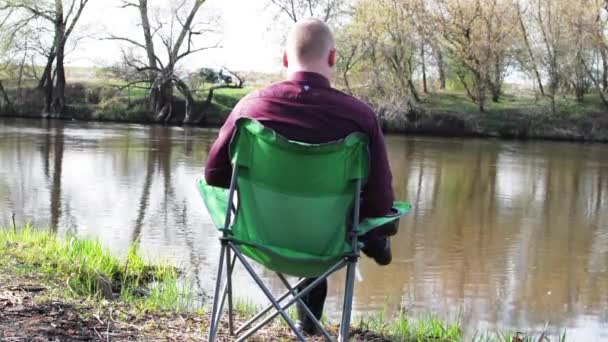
[204,71,394,219]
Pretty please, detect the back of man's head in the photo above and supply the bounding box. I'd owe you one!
[284,18,335,76]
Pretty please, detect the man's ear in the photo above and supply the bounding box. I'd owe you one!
[328,48,336,67]
[283,52,289,68]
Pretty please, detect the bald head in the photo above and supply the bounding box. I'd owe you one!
[284,18,336,77]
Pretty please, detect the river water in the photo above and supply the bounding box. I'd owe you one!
[0,117,607,340]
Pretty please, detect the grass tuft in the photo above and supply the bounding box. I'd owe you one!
[0,225,192,312]
[356,310,462,341]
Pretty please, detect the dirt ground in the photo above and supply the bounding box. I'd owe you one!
[0,272,384,342]
[0,268,238,341]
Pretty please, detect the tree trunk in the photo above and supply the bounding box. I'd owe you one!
[421,43,428,94]
[47,0,66,118]
[518,5,545,96]
[474,70,486,112]
[550,93,557,115]
[54,44,66,116]
[0,80,14,114]
[581,56,608,109]
[42,62,54,117]
[489,56,503,103]
[433,45,446,90]
[138,0,158,83]
[17,45,27,93]
[407,79,420,102]
[456,69,476,102]
[38,50,56,90]
[343,70,352,95]
[152,81,173,123]
[176,78,197,124]
[601,48,608,92]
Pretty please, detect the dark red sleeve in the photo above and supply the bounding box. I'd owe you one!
[360,114,395,219]
[204,102,243,188]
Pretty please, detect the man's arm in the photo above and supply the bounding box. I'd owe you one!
[360,114,395,219]
[204,100,245,188]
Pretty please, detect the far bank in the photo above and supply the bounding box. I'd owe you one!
[1,84,607,142]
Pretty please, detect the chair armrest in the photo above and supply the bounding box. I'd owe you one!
[196,178,229,230]
[357,201,412,236]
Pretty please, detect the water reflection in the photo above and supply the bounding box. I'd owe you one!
[0,118,606,339]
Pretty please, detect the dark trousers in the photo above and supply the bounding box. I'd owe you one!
[295,221,396,326]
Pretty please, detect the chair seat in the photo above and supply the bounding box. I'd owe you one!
[197,177,411,278]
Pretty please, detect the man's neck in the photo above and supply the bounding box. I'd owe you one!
[287,66,332,82]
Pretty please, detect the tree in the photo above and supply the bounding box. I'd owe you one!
[530,0,570,114]
[435,0,518,111]
[579,0,608,108]
[381,0,421,102]
[515,1,545,96]
[110,0,219,124]
[269,0,349,23]
[0,0,91,117]
[333,13,365,94]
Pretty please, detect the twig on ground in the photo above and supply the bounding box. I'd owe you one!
[93,326,103,340]
[65,276,77,295]
[106,320,111,342]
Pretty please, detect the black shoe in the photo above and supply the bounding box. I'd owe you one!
[373,220,399,237]
[361,236,392,266]
[296,319,323,336]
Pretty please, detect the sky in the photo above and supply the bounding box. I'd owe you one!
[69,0,285,73]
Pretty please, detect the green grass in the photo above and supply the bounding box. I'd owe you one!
[204,87,253,124]
[0,225,193,312]
[423,90,606,117]
[357,309,569,342]
[0,226,572,341]
[472,330,568,342]
[357,310,462,341]
[90,84,252,123]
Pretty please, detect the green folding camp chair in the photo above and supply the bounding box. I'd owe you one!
[198,118,411,341]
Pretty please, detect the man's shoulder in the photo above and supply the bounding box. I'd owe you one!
[325,88,378,128]
[234,81,293,104]
[234,82,378,127]
[328,88,375,113]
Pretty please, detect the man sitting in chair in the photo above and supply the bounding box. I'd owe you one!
[205,18,398,335]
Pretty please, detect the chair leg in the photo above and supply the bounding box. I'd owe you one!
[235,278,309,335]
[208,244,226,342]
[236,260,346,341]
[277,274,333,342]
[339,262,357,342]
[226,247,235,335]
[231,247,307,342]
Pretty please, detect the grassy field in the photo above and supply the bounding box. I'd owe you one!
[205,87,253,124]
[423,90,606,117]
[0,225,571,341]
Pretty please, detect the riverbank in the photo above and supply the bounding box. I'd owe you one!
[0,226,568,341]
[1,85,607,142]
[378,92,608,142]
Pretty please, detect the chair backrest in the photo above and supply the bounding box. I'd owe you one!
[227,118,369,277]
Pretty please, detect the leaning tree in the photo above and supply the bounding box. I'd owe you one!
[111,0,225,124]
